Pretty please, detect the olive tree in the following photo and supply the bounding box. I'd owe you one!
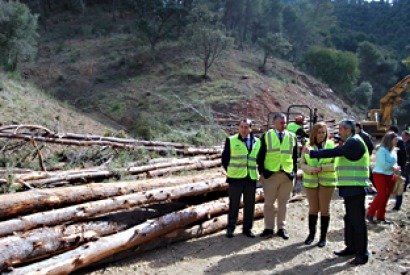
[257,32,292,72]
[185,6,233,78]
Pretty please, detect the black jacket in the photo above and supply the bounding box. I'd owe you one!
[397,137,407,170]
[358,130,374,156]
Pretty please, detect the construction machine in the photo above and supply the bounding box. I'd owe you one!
[361,75,410,137]
[267,105,313,133]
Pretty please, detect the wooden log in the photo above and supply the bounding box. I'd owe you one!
[10,157,221,189]
[90,204,265,269]
[8,198,237,275]
[0,172,223,220]
[0,178,227,237]
[147,159,221,178]
[165,204,264,240]
[127,156,219,174]
[0,125,187,148]
[184,147,222,155]
[11,155,220,182]
[1,125,52,135]
[0,202,186,271]
[13,168,103,182]
[24,170,118,188]
[0,168,33,175]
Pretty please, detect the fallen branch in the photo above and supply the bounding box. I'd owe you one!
[0,126,222,155]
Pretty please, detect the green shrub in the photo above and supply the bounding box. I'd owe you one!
[303,46,359,97]
[0,1,38,71]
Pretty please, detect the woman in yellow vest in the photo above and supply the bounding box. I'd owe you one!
[300,122,337,247]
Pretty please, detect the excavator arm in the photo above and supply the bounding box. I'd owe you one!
[361,75,410,137]
[379,75,410,126]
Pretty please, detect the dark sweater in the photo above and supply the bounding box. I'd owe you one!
[309,135,367,197]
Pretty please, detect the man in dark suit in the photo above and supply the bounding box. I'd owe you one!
[222,119,260,238]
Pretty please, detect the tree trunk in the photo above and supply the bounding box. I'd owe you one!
[147,159,221,178]
[128,156,219,174]
[10,157,221,189]
[0,202,186,271]
[0,172,223,220]
[37,0,48,31]
[91,203,264,268]
[184,147,222,155]
[9,199,235,274]
[0,178,227,237]
[112,0,117,22]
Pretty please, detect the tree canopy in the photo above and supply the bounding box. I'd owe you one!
[10,0,410,123]
[0,1,38,71]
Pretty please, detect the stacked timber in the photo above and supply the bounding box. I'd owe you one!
[0,124,277,274]
[0,174,266,274]
[6,154,222,189]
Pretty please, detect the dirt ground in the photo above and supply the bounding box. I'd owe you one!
[79,189,410,275]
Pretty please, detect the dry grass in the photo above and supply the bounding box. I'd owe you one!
[0,72,115,134]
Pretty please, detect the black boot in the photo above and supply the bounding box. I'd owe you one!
[305,214,318,245]
[318,216,330,248]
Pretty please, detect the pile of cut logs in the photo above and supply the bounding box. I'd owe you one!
[0,173,267,274]
[0,124,267,274]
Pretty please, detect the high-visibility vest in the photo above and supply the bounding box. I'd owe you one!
[226,134,260,180]
[286,122,302,134]
[248,139,261,180]
[335,135,370,187]
[303,140,337,188]
[264,129,295,174]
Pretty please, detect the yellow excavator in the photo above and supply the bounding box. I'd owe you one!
[361,75,410,137]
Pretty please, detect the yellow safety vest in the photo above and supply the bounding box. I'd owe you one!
[286,122,302,134]
[226,134,260,180]
[264,129,295,174]
[303,140,337,188]
[335,135,370,187]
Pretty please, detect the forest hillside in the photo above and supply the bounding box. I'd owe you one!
[15,6,359,146]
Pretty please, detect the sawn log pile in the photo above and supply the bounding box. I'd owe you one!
[0,124,270,274]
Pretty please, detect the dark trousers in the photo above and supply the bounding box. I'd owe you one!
[227,180,257,232]
[343,194,368,257]
[406,162,410,191]
[395,162,410,209]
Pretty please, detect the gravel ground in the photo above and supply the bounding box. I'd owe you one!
[77,191,410,275]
